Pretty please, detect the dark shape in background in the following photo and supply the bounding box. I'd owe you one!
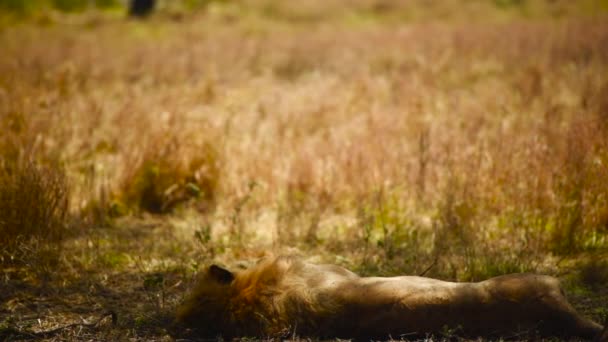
[129,0,155,17]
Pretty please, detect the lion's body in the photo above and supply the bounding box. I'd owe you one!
[176,256,603,340]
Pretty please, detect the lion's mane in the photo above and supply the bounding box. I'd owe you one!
[176,256,341,337]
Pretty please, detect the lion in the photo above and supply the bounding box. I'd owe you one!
[175,255,604,340]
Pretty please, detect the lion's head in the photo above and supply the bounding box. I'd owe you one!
[175,256,335,338]
[175,264,237,337]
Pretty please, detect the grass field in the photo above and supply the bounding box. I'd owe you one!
[1,0,608,340]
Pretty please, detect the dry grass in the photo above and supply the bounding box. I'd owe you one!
[1,1,608,341]
[0,142,69,278]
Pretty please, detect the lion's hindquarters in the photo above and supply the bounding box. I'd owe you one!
[481,274,602,339]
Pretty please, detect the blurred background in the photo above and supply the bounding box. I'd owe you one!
[1,0,607,21]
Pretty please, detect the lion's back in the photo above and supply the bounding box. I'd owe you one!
[480,273,563,302]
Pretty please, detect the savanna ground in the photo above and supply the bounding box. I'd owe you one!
[2,0,608,341]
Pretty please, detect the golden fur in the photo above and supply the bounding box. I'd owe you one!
[175,255,603,340]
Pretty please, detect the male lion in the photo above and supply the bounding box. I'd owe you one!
[176,255,604,340]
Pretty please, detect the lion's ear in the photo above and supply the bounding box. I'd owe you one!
[208,265,235,284]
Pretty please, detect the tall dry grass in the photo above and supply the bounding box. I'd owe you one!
[0,2,607,280]
[0,153,69,276]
